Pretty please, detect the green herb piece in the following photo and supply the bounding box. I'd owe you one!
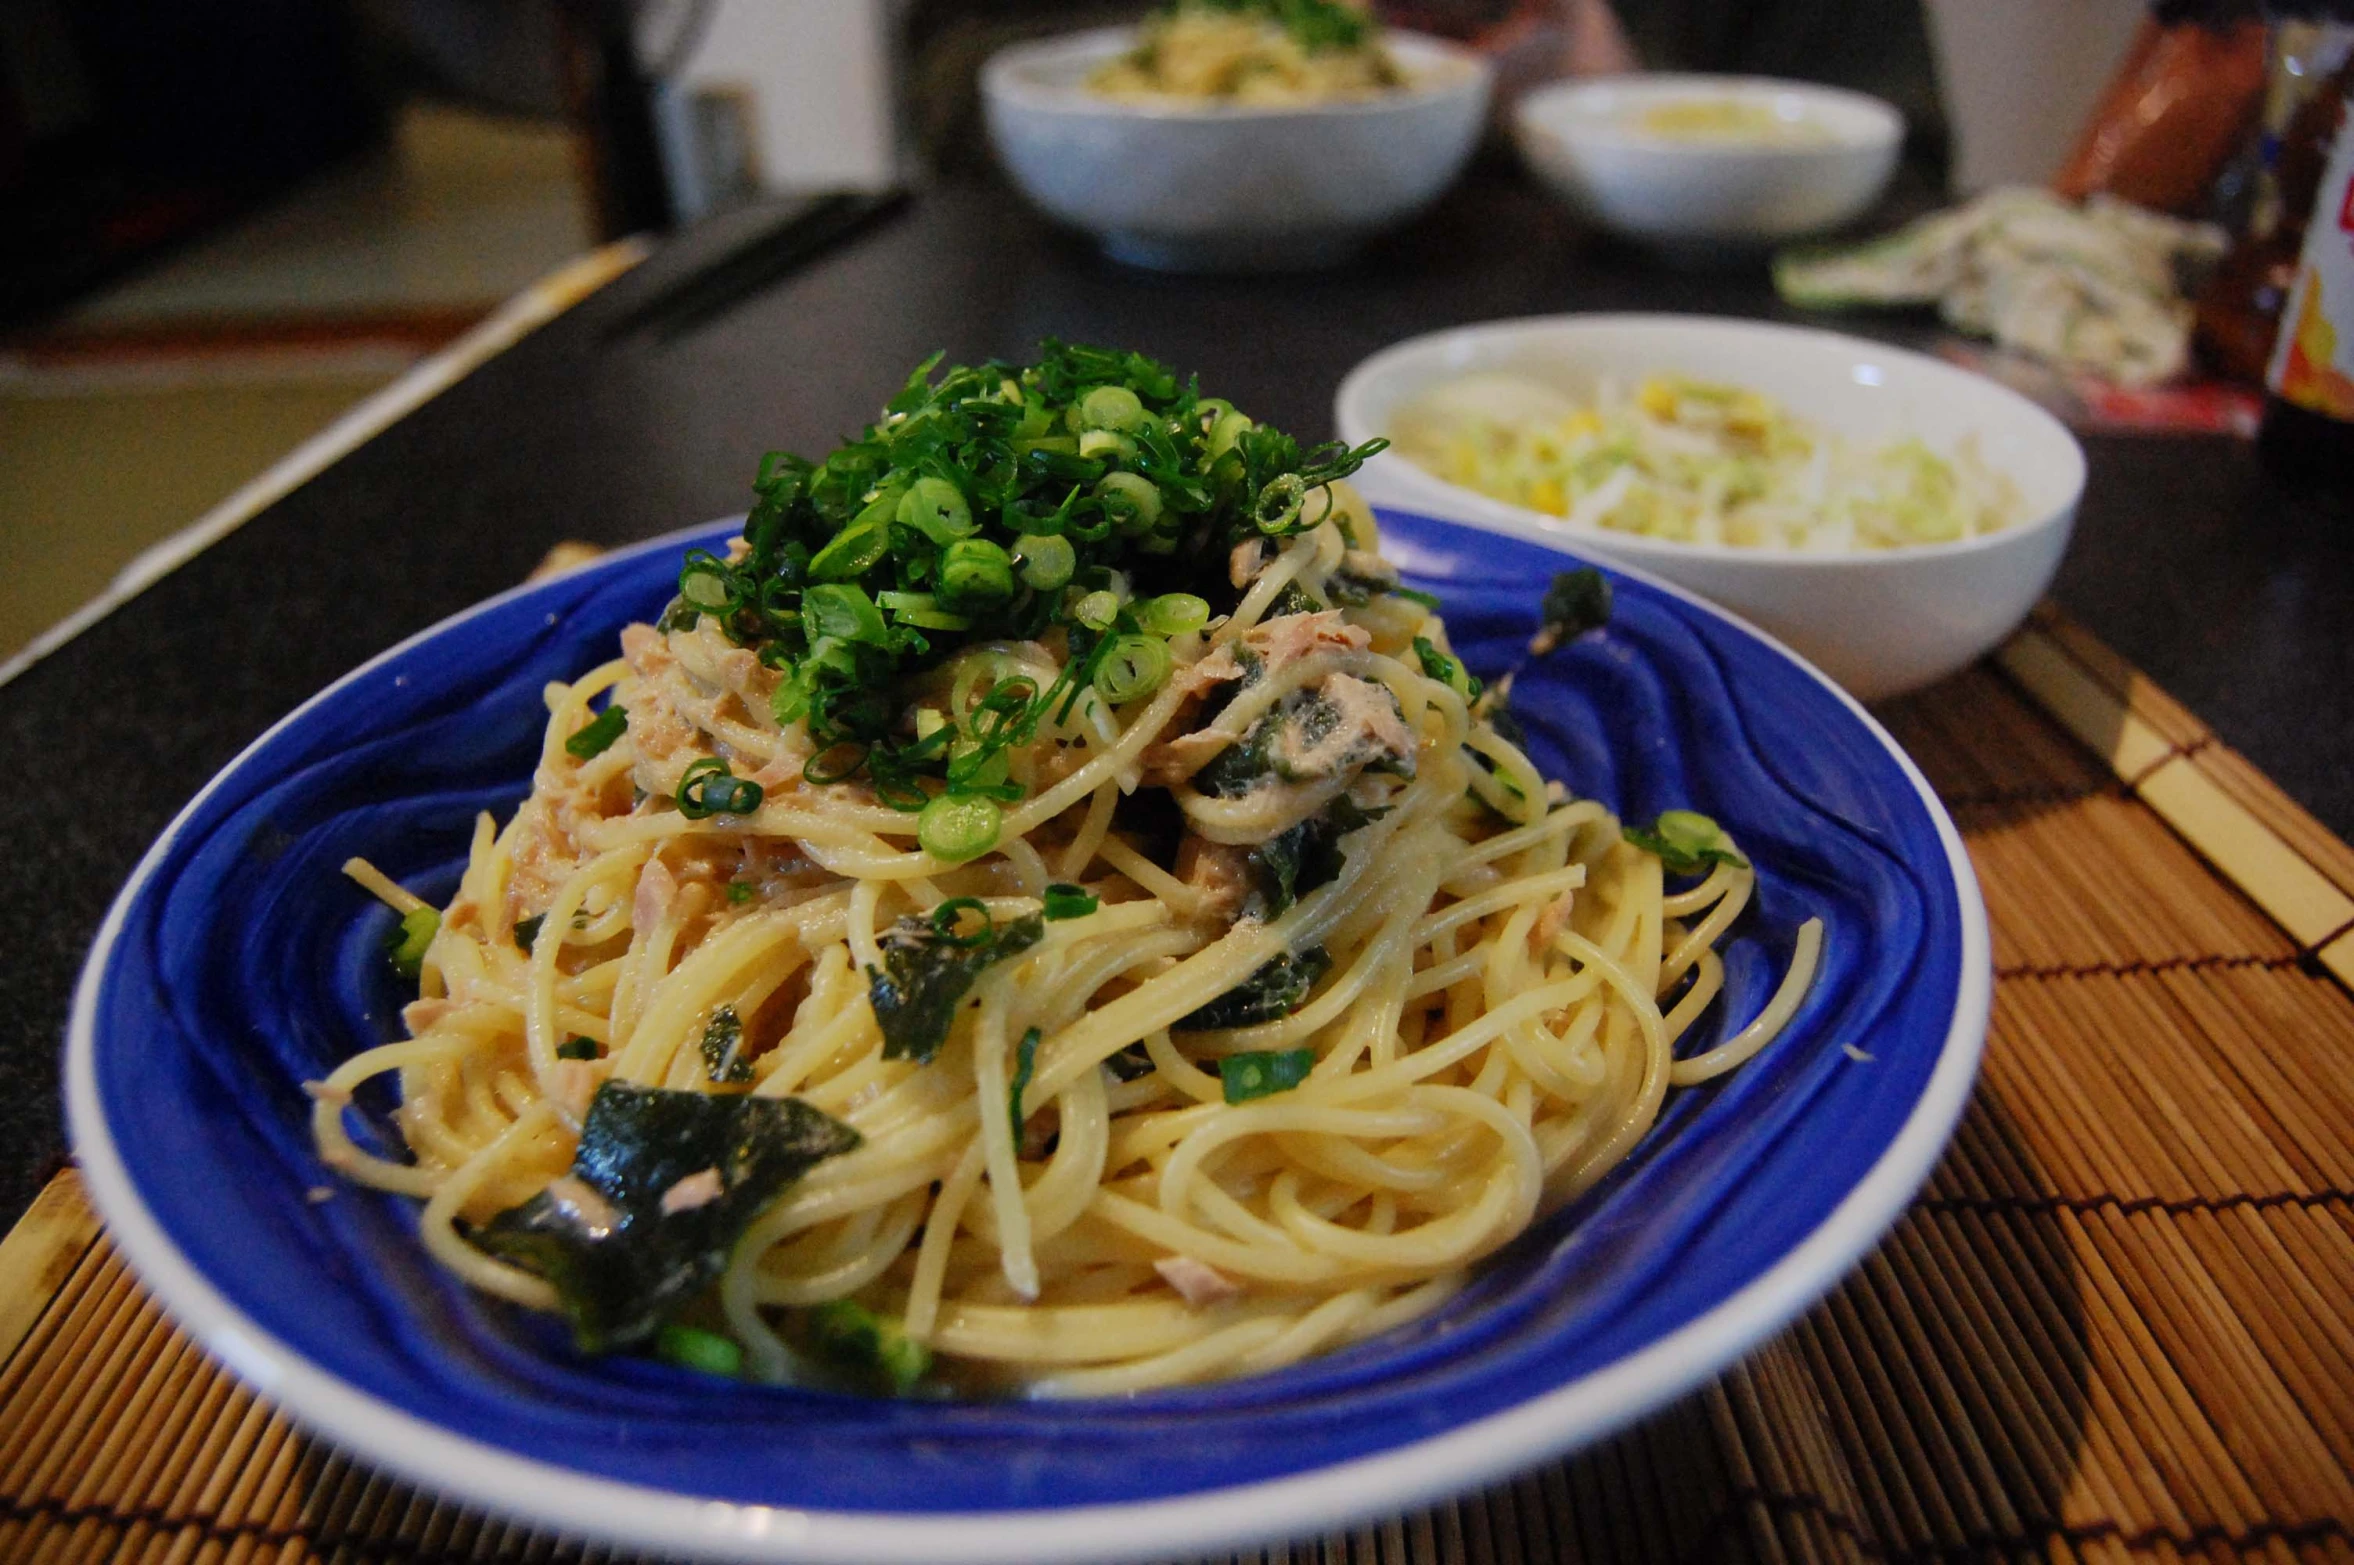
[388,907,439,980]
[1093,633,1172,704]
[1177,947,1332,1031]
[654,1323,743,1378]
[513,913,546,953]
[801,583,889,646]
[1008,1026,1041,1148]
[938,537,1015,606]
[1623,809,1749,876]
[700,1004,753,1084]
[1133,592,1209,636]
[866,909,1046,1064]
[565,704,628,760]
[556,1035,602,1061]
[725,880,756,904]
[1391,585,1442,610]
[676,757,764,820]
[1042,882,1098,920]
[1413,636,1483,702]
[1219,1048,1317,1103]
[917,792,1002,862]
[895,475,974,542]
[471,1083,859,1353]
[1014,532,1075,590]
[1532,568,1613,654]
[807,1299,931,1394]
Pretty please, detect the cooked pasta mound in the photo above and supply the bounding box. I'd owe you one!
[315,343,1818,1397]
[1089,1,1403,104]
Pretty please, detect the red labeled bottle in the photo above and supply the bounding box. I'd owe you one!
[2259,72,2354,479]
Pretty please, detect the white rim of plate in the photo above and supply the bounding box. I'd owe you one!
[1335,312,2086,571]
[67,514,1990,1565]
[982,26,1489,121]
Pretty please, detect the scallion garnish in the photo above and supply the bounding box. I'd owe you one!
[1219,1048,1316,1104]
[655,1323,744,1378]
[1623,809,1747,876]
[388,907,439,980]
[676,757,764,820]
[1008,1025,1041,1148]
[918,794,1002,862]
[565,704,628,760]
[1041,883,1098,920]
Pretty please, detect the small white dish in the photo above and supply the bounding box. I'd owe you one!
[983,27,1489,272]
[1514,75,1901,253]
[1335,314,2087,701]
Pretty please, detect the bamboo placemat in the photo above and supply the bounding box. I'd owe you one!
[5,611,2351,1565]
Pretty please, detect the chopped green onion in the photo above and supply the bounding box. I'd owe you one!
[726,880,756,905]
[895,476,974,542]
[1093,634,1171,704]
[1071,590,1121,631]
[801,584,889,645]
[1095,471,1163,534]
[679,552,735,609]
[876,590,974,631]
[1208,407,1252,459]
[1622,809,1747,876]
[918,793,1002,863]
[1220,1048,1316,1104]
[1392,586,1442,611]
[565,704,628,760]
[1413,636,1482,701]
[931,896,995,946]
[1014,532,1075,590]
[938,538,1016,606]
[1080,384,1146,431]
[388,907,439,980]
[655,1323,743,1378]
[556,1035,601,1060]
[1042,883,1098,920]
[806,518,890,582]
[1008,1025,1041,1149]
[513,913,545,953]
[1076,429,1133,460]
[1134,592,1208,637]
[677,757,765,820]
[807,1300,930,1393]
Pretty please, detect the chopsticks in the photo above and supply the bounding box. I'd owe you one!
[600,189,908,343]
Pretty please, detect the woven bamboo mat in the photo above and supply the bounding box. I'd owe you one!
[5,610,2351,1565]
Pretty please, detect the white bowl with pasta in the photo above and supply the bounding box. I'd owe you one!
[1335,315,2087,700]
[1514,75,1902,251]
[982,26,1490,271]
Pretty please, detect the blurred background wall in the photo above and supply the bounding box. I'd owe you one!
[1,0,2156,666]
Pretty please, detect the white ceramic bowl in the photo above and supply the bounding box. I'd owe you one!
[982,27,1490,272]
[1334,314,2087,701]
[1514,75,1901,250]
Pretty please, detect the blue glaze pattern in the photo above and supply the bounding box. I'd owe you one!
[76,511,1970,1517]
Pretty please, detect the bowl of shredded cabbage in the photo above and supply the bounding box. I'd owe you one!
[984,1,1488,272]
[1335,315,2085,699]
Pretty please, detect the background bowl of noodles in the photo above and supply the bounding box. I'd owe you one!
[982,27,1490,272]
[1337,315,2087,701]
[69,510,1986,1563]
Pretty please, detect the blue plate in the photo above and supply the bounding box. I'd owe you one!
[67,511,1987,1563]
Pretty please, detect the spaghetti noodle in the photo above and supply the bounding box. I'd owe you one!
[313,343,1819,1397]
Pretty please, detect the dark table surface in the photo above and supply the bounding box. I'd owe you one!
[4,170,2350,1230]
